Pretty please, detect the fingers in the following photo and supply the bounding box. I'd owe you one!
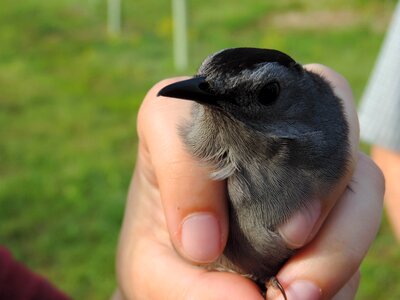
[137,79,229,264]
[267,153,384,299]
[126,237,263,300]
[277,64,359,249]
[371,145,400,241]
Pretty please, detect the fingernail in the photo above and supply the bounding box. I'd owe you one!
[181,213,221,263]
[282,280,322,300]
[278,200,321,248]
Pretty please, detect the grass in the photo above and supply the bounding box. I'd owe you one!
[0,0,399,298]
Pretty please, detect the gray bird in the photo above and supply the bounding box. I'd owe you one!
[157,48,349,296]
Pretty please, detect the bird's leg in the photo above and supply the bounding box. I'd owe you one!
[266,276,287,300]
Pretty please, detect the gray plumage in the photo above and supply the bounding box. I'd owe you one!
[158,48,349,288]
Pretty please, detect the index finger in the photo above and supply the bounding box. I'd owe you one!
[137,79,229,264]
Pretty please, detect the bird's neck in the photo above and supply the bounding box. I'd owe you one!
[182,104,277,179]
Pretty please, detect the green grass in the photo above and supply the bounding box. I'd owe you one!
[0,0,399,298]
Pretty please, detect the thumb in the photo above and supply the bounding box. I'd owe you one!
[138,78,229,263]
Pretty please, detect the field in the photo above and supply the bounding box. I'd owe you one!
[1,0,399,299]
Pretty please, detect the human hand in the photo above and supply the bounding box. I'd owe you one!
[114,65,384,300]
[370,145,400,241]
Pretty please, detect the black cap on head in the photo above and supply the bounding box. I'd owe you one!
[205,48,297,74]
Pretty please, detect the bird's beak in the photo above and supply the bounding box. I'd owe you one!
[157,77,220,105]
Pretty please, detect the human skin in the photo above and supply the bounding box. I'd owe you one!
[113,64,384,300]
[371,146,400,241]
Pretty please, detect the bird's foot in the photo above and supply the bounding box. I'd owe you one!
[266,276,287,300]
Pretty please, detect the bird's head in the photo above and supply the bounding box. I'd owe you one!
[158,48,337,138]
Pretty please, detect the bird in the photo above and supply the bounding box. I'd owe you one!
[157,47,350,298]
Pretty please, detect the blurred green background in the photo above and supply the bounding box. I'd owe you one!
[1,0,399,299]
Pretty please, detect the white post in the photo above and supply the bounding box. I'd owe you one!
[172,0,188,71]
[108,0,121,35]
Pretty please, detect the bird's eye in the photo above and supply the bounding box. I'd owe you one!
[198,81,212,93]
[258,82,280,106]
